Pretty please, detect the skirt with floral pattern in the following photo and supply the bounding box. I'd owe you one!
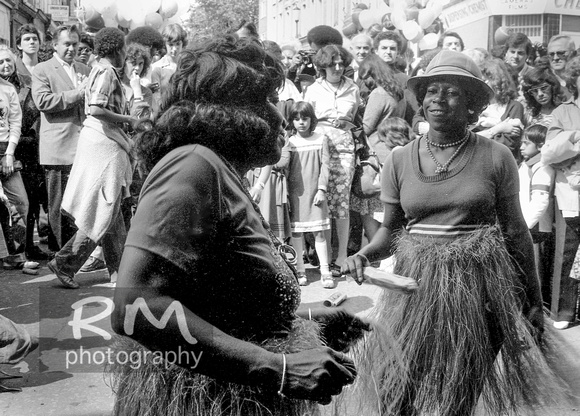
[316,125,355,220]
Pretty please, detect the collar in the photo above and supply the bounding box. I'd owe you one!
[53,52,74,68]
[525,153,541,168]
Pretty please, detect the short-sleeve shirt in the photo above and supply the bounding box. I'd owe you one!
[381,133,519,239]
[126,144,301,340]
[85,61,126,117]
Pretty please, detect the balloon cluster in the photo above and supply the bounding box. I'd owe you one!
[76,0,191,32]
[343,0,445,51]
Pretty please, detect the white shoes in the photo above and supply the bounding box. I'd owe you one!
[553,321,570,330]
[321,274,337,289]
[297,272,308,286]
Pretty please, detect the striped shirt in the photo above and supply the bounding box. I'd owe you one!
[85,61,127,117]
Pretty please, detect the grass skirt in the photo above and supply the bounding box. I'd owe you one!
[354,226,561,416]
[108,319,322,416]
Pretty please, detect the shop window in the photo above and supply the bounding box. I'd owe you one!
[504,14,542,38]
[562,15,580,33]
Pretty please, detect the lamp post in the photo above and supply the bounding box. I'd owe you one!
[292,5,300,38]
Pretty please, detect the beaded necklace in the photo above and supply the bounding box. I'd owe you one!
[425,131,470,175]
[425,129,470,148]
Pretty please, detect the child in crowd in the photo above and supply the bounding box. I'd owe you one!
[286,102,333,288]
[518,124,555,310]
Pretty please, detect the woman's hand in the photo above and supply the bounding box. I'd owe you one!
[283,347,356,404]
[312,308,371,352]
[313,190,326,206]
[341,253,370,284]
[1,154,15,177]
[249,185,263,203]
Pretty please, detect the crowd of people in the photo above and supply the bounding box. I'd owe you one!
[0,15,578,415]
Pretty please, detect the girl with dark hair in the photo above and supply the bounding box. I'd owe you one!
[475,58,525,161]
[287,101,332,287]
[522,64,564,127]
[110,35,375,415]
[47,27,138,289]
[121,43,153,120]
[304,44,360,280]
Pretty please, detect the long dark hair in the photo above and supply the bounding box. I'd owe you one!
[134,35,284,172]
[522,64,563,117]
[358,54,404,101]
[289,101,318,134]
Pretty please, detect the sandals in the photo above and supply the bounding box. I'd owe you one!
[297,272,308,286]
[321,273,337,289]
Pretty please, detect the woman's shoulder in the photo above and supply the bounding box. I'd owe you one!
[152,144,225,180]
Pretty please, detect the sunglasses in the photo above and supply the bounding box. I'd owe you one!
[78,47,92,54]
[529,83,551,96]
[548,50,569,60]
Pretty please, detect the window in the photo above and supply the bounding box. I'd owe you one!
[562,15,580,33]
[504,14,542,38]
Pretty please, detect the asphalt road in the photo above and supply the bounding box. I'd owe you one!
[1,260,579,415]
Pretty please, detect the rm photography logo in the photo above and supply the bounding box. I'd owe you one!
[39,287,205,373]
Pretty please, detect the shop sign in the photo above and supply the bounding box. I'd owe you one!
[546,0,580,16]
[441,0,491,29]
[488,0,547,14]
[48,5,70,21]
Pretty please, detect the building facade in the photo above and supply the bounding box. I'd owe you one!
[260,0,580,50]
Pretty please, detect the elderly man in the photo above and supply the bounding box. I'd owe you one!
[350,34,373,81]
[32,25,90,268]
[548,34,576,99]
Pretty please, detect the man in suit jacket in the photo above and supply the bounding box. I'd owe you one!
[32,25,90,252]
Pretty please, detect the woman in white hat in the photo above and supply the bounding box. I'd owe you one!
[343,50,557,415]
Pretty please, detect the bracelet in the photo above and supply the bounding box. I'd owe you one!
[133,96,143,102]
[278,353,287,398]
[257,182,265,190]
[308,308,312,321]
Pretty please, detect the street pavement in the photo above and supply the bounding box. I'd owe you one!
[0,261,579,416]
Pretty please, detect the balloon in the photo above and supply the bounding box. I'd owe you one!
[427,0,444,17]
[116,14,132,28]
[354,3,368,10]
[103,14,118,27]
[382,13,396,30]
[418,8,437,29]
[390,8,406,30]
[377,3,391,15]
[142,0,162,15]
[342,22,359,38]
[367,23,383,39]
[358,9,375,30]
[145,12,163,30]
[352,9,363,31]
[402,20,423,42]
[93,0,115,16]
[418,32,438,50]
[159,0,178,19]
[86,12,105,31]
[495,26,511,45]
[117,1,134,22]
[405,6,419,22]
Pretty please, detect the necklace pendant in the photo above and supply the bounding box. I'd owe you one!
[435,166,447,174]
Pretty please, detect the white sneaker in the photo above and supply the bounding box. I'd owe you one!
[553,321,570,330]
[321,274,337,289]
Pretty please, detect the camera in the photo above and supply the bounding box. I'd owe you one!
[298,49,316,66]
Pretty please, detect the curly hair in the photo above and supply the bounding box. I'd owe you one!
[358,54,403,101]
[79,32,94,50]
[564,56,580,99]
[125,43,152,77]
[414,75,490,125]
[126,26,165,51]
[94,27,125,58]
[307,25,343,48]
[313,45,353,77]
[134,35,285,171]
[373,31,404,54]
[479,58,517,105]
[522,66,563,117]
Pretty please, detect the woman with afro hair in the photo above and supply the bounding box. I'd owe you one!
[47,27,140,288]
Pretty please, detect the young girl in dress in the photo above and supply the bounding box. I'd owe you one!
[287,102,334,288]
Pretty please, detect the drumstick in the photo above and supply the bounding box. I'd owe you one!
[358,266,419,294]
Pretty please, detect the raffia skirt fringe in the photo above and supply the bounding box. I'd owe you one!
[107,319,322,416]
[350,226,563,416]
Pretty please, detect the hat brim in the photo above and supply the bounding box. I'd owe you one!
[407,73,494,103]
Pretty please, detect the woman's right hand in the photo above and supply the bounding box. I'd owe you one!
[283,347,356,404]
[341,253,370,285]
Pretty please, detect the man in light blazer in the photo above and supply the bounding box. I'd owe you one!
[32,25,90,259]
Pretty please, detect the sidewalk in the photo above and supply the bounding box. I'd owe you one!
[0,265,578,415]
